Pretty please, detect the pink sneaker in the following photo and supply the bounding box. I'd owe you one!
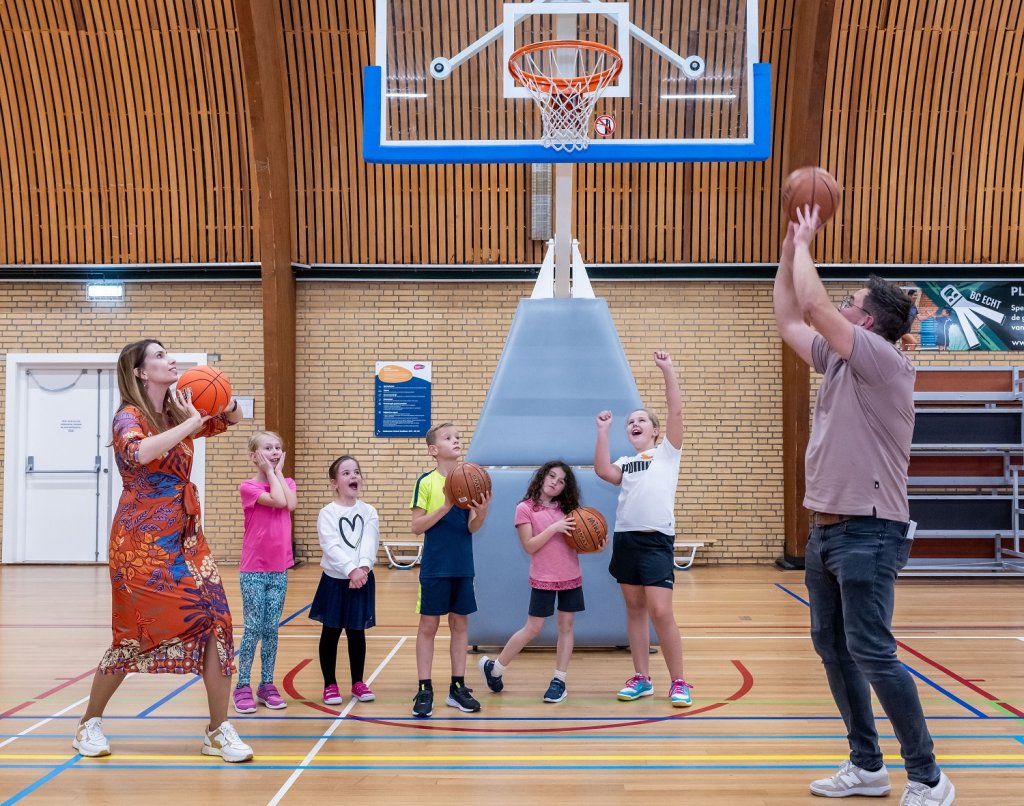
[232,685,256,715]
[323,683,344,705]
[351,681,376,702]
[256,682,286,710]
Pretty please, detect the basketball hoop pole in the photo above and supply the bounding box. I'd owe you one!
[553,163,573,298]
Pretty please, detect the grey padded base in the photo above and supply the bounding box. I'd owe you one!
[466,297,654,648]
[468,468,652,647]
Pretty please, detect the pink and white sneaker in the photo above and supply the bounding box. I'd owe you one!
[351,681,376,702]
[323,683,344,705]
[233,685,257,715]
[256,682,287,710]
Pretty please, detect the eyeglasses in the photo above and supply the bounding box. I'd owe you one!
[838,294,867,314]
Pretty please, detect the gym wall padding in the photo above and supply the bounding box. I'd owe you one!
[467,297,653,646]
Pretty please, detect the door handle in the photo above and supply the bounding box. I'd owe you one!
[25,455,102,474]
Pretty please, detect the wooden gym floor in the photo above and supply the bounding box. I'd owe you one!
[1,564,1022,804]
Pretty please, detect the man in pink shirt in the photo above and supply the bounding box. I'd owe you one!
[773,205,954,806]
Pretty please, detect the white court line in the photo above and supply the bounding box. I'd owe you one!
[267,637,406,806]
[0,696,89,750]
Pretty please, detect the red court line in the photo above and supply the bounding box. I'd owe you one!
[1,668,96,717]
[282,658,343,717]
[895,640,1024,718]
[285,656,753,734]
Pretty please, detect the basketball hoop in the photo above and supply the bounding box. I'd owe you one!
[509,40,623,152]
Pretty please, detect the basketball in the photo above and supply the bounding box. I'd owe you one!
[781,167,842,224]
[176,365,232,416]
[444,462,492,509]
[563,506,608,553]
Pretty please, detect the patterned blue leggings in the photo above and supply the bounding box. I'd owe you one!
[237,571,289,687]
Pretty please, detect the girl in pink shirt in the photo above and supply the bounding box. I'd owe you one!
[478,461,604,703]
[232,431,297,715]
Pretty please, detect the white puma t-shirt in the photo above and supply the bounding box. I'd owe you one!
[613,439,682,535]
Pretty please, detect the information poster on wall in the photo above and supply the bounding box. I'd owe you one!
[907,282,1024,351]
[375,361,432,437]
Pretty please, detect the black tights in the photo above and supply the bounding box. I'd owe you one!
[319,627,366,685]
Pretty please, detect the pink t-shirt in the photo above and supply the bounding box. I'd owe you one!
[239,478,296,572]
[514,500,582,591]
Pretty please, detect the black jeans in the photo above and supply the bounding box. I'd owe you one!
[805,516,940,784]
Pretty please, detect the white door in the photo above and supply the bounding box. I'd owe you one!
[3,353,208,564]
[19,367,116,562]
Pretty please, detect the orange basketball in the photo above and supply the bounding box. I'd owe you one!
[563,506,608,553]
[444,462,492,509]
[781,166,842,224]
[176,365,232,416]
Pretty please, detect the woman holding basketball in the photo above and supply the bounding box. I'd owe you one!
[479,460,603,704]
[594,350,692,707]
[73,339,252,762]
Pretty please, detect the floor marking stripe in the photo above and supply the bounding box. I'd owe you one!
[5,752,1024,762]
[0,754,82,806]
[266,637,406,806]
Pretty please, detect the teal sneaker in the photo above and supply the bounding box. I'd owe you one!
[616,674,654,701]
[670,679,693,707]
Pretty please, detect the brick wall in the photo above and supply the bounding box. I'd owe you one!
[3,279,1021,565]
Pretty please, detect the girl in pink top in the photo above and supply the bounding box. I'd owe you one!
[478,461,605,703]
[233,431,298,715]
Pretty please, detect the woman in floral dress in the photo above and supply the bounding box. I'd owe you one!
[73,339,253,762]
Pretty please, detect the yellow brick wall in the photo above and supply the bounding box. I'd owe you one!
[3,279,1022,565]
[0,283,264,563]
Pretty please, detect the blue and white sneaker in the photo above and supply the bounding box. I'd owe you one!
[478,655,504,693]
[543,678,567,703]
[616,674,654,701]
[670,679,693,707]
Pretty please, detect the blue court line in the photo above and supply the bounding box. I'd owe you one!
[7,713,1023,722]
[136,677,201,718]
[3,732,1019,741]
[5,762,1019,772]
[278,603,311,626]
[135,601,313,719]
[0,754,81,806]
[5,600,317,800]
[906,666,988,718]
[774,583,997,719]
[774,583,810,606]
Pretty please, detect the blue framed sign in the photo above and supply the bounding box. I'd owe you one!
[375,361,432,437]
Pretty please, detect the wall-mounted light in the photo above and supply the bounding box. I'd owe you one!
[86,282,124,299]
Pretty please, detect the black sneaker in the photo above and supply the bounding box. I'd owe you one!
[478,656,504,693]
[543,678,567,703]
[446,682,481,712]
[412,687,433,718]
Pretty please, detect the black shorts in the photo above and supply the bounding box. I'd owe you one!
[608,530,675,589]
[417,576,477,616]
[528,586,585,618]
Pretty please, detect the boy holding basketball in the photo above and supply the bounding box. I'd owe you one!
[409,422,491,718]
[774,204,954,805]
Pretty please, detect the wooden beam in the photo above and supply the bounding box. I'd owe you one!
[234,0,296,475]
[777,0,837,569]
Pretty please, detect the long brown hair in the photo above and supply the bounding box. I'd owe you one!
[522,460,580,515]
[115,339,187,432]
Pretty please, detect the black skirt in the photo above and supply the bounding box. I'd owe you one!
[309,571,377,630]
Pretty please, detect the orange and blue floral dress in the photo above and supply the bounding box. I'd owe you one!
[100,405,235,676]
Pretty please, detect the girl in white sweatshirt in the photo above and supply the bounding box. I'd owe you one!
[309,455,380,706]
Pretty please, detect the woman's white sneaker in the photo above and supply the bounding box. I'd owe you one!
[202,720,253,763]
[72,717,111,757]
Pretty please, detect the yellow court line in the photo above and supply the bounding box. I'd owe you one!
[5,753,1024,762]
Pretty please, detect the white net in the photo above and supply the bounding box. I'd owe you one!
[510,42,623,153]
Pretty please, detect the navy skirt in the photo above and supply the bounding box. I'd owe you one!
[309,571,377,630]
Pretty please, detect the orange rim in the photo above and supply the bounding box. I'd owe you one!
[508,40,623,95]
